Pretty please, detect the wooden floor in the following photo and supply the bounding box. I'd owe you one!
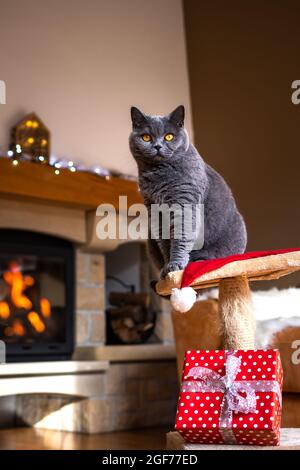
[0,427,168,450]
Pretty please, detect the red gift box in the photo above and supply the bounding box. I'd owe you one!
[175,349,283,446]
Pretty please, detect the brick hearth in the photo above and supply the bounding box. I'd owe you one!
[16,361,178,433]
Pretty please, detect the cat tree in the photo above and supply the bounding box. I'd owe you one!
[158,249,300,450]
[156,249,300,351]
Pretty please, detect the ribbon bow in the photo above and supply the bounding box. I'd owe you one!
[182,351,281,444]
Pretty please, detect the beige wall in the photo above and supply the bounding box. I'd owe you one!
[0,0,192,175]
[184,0,300,287]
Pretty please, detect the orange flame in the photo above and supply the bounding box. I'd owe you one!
[3,262,33,310]
[3,321,26,336]
[40,298,51,318]
[0,301,10,319]
[1,261,52,337]
[12,319,26,336]
[4,327,13,337]
[28,311,46,333]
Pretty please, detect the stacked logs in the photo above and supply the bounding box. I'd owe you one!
[106,292,155,344]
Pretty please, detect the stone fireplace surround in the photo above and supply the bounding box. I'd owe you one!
[0,159,177,433]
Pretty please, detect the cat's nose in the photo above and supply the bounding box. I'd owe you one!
[154,144,162,151]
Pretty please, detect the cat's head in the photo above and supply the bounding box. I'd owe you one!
[129,105,189,163]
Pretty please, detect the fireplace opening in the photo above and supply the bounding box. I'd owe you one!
[0,229,75,362]
[105,242,159,345]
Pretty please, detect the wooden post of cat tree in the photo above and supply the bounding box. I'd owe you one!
[218,275,255,349]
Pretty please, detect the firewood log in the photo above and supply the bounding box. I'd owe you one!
[106,304,145,321]
[109,292,149,308]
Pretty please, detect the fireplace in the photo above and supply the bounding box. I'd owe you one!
[0,160,178,434]
[0,229,75,362]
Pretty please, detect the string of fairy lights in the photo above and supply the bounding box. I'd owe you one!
[4,113,136,181]
[5,144,136,181]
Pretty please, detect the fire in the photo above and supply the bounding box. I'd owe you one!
[3,261,33,310]
[4,320,25,337]
[28,311,46,333]
[12,320,26,336]
[1,261,51,337]
[4,327,13,337]
[0,301,10,319]
[40,298,51,318]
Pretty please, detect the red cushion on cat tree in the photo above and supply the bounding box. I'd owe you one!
[181,248,300,288]
[155,248,300,349]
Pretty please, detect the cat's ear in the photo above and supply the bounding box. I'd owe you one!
[131,106,147,128]
[168,105,185,127]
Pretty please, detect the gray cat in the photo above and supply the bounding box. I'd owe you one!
[129,105,247,278]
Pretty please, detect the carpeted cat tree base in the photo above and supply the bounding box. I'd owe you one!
[166,428,300,450]
[156,249,300,350]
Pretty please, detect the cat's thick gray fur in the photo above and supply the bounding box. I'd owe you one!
[129,105,247,278]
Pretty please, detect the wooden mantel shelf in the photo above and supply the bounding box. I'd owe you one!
[0,157,142,210]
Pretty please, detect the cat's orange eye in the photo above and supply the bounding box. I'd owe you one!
[164,133,174,142]
[142,134,152,142]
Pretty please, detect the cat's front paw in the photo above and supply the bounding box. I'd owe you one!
[160,261,188,279]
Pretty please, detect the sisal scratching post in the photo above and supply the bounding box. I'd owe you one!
[218,275,255,350]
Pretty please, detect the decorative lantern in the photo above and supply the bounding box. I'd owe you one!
[10,113,50,163]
